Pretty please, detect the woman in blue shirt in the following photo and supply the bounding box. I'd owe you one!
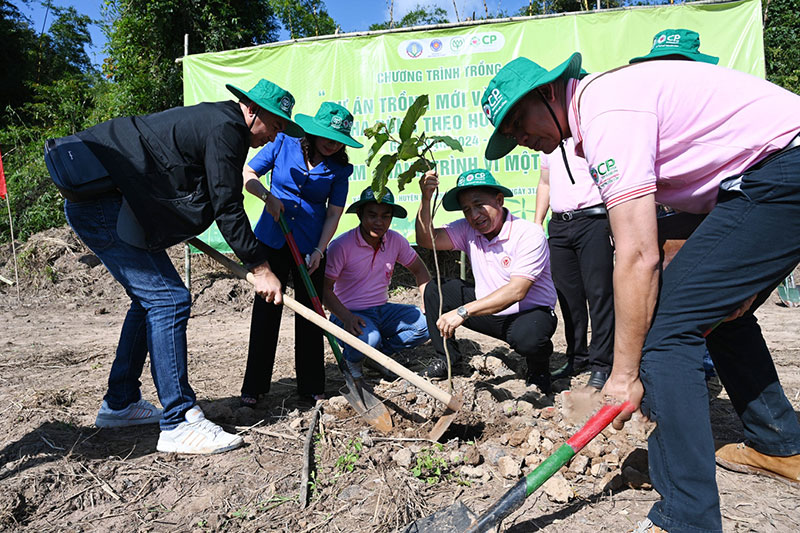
[240,102,363,406]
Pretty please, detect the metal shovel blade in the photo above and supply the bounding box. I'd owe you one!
[402,501,479,533]
[339,367,393,433]
[778,273,800,308]
[428,393,463,441]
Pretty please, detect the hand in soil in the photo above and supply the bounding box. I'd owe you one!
[601,372,644,430]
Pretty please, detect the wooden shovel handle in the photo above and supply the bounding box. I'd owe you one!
[189,238,460,411]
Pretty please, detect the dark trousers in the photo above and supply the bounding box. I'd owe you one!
[423,279,557,373]
[241,244,326,397]
[547,215,615,371]
[641,146,800,533]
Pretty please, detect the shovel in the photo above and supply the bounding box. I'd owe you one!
[403,401,633,533]
[189,237,392,433]
[778,272,800,308]
[190,237,462,439]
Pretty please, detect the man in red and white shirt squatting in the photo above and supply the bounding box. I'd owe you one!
[482,53,800,532]
[323,186,430,381]
[415,168,558,392]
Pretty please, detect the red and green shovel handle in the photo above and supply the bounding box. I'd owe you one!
[461,318,725,531]
[277,214,347,370]
[463,401,634,533]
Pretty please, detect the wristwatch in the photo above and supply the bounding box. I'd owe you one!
[260,190,270,203]
[457,306,469,319]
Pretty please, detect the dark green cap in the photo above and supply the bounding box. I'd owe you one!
[226,79,304,137]
[346,186,407,218]
[295,102,363,148]
[629,29,719,64]
[442,169,513,212]
[482,53,583,161]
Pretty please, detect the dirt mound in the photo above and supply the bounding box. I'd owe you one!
[1,226,799,532]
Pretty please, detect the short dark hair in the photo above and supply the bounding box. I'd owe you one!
[301,134,349,166]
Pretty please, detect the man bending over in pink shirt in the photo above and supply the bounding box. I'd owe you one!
[416,168,558,392]
[323,186,430,382]
[483,51,800,533]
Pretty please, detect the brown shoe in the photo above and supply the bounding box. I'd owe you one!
[715,442,800,487]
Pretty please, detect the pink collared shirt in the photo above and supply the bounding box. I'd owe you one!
[443,211,556,315]
[541,137,603,213]
[325,227,419,310]
[566,61,800,213]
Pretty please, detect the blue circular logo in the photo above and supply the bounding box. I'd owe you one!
[406,42,423,58]
[430,39,443,52]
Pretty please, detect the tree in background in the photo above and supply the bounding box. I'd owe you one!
[763,0,799,95]
[1,0,38,118]
[268,0,338,39]
[369,4,448,30]
[102,0,280,117]
[1,1,100,243]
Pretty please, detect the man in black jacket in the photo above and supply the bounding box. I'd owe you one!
[61,79,304,454]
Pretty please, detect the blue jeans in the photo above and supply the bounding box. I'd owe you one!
[65,195,195,430]
[641,146,800,533]
[330,303,429,372]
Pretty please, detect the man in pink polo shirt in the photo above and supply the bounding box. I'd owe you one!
[483,52,800,533]
[323,186,430,381]
[416,168,557,391]
[536,136,614,390]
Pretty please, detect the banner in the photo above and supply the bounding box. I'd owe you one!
[183,0,764,251]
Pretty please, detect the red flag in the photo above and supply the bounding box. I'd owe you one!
[0,149,6,199]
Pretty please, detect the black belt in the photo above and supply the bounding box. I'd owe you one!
[551,205,607,221]
[750,133,800,171]
[720,133,800,194]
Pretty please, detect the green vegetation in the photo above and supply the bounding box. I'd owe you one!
[364,95,464,196]
[334,437,362,474]
[410,444,469,486]
[1,0,797,246]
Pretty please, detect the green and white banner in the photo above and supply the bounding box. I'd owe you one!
[183,0,764,250]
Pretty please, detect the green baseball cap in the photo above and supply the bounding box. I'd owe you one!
[629,29,719,64]
[226,79,305,138]
[442,169,513,212]
[482,53,582,161]
[295,102,363,148]
[346,186,407,218]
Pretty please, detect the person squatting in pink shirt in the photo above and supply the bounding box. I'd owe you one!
[415,168,558,392]
[323,186,431,382]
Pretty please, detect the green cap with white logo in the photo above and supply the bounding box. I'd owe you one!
[346,186,407,218]
[442,169,513,212]
[482,53,583,161]
[629,29,719,65]
[295,102,363,148]
[226,79,304,137]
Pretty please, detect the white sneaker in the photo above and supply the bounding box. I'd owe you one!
[156,405,243,454]
[95,399,161,428]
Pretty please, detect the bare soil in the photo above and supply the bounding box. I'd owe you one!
[1,227,798,532]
